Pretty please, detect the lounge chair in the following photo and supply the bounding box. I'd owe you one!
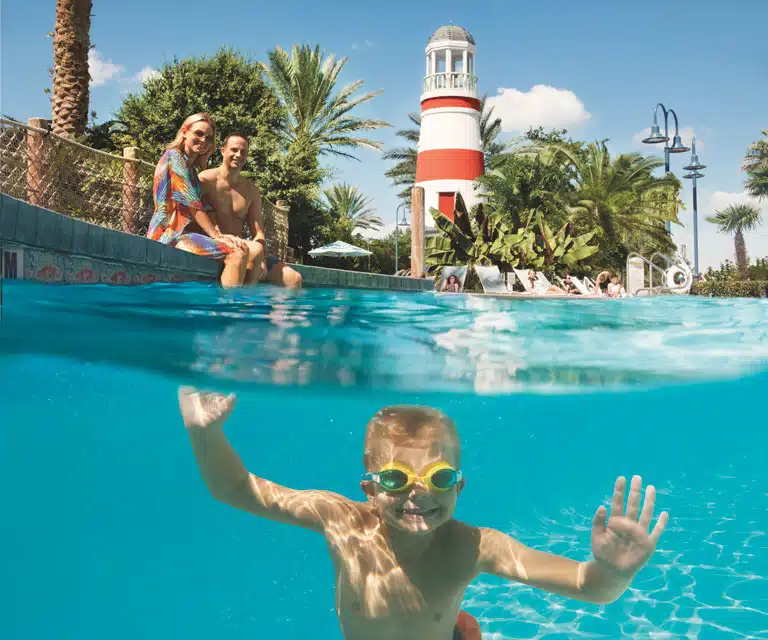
[513,268,550,294]
[437,265,469,292]
[557,275,591,296]
[474,265,513,294]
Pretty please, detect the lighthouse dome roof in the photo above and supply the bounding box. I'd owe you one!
[428,25,475,45]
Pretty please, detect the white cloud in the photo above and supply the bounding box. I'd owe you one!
[486,85,591,134]
[632,126,703,152]
[88,49,125,86]
[134,66,160,84]
[351,40,374,51]
[708,190,765,213]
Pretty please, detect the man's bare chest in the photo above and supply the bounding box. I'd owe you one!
[213,186,249,218]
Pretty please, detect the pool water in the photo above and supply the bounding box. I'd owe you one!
[2,280,766,639]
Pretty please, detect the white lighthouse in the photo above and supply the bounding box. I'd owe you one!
[415,25,484,223]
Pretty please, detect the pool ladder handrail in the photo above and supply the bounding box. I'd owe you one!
[627,251,692,296]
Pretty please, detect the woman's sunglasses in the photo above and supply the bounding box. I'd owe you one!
[362,461,463,493]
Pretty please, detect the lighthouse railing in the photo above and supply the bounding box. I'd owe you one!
[423,72,477,93]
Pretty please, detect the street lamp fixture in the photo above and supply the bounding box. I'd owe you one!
[394,203,410,275]
[642,103,691,233]
[682,137,706,278]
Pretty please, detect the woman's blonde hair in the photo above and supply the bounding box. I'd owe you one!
[167,113,216,169]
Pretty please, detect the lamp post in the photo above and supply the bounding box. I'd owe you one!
[682,137,706,277]
[641,103,691,233]
[394,203,409,275]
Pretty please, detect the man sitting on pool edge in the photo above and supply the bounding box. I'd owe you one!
[198,133,302,289]
[178,387,670,639]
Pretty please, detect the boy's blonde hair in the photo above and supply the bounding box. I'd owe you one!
[363,406,461,471]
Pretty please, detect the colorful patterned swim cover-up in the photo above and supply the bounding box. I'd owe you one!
[146,148,236,261]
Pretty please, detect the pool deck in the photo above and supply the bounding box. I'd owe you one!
[440,291,618,300]
[0,194,432,292]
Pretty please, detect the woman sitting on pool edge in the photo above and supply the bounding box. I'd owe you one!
[146,113,251,288]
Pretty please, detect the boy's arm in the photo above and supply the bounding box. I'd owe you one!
[476,528,631,604]
[180,387,350,534]
[476,476,668,605]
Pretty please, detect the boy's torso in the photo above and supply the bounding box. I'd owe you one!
[326,504,479,640]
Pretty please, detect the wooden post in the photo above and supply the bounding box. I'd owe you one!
[122,147,140,234]
[26,118,49,206]
[410,186,425,278]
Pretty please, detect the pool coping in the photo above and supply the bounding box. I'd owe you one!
[0,194,433,291]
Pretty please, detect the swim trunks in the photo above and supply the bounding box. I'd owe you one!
[454,610,482,639]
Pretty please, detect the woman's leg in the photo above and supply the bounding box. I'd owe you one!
[174,233,249,288]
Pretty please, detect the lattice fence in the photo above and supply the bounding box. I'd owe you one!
[0,118,290,259]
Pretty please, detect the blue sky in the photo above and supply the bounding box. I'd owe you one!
[3,0,767,269]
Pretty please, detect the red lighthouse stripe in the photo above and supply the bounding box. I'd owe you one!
[421,97,481,112]
[415,149,485,182]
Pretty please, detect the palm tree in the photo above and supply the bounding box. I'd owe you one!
[323,183,382,233]
[706,203,763,278]
[383,94,506,205]
[744,130,768,200]
[552,141,681,258]
[52,0,92,137]
[260,44,390,159]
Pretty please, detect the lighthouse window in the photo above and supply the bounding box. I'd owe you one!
[436,54,446,73]
[452,55,463,73]
[467,54,474,74]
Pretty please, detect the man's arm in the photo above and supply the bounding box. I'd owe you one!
[476,527,633,604]
[180,387,350,534]
[246,183,266,246]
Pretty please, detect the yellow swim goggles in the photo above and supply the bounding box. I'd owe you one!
[362,461,463,493]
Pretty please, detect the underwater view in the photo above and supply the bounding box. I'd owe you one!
[2,280,767,639]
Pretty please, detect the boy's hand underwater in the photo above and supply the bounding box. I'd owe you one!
[591,475,669,577]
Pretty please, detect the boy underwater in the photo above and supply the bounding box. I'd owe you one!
[179,387,669,640]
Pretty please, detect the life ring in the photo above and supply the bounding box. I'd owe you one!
[666,265,690,294]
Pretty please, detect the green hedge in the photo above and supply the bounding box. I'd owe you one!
[691,280,768,298]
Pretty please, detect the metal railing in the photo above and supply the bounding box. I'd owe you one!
[0,118,290,259]
[627,251,692,296]
[423,72,478,93]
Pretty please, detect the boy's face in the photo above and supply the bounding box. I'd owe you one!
[363,440,463,536]
[611,276,618,284]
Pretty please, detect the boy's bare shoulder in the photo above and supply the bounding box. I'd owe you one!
[435,519,483,580]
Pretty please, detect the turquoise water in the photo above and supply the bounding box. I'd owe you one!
[2,280,767,639]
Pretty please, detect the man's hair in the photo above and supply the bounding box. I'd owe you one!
[362,406,461,471]
[222,133,250,148]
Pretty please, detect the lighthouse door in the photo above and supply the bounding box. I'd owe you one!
[438,191,455,220]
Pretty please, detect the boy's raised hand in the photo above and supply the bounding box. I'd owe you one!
[591,475,669,577]
[179,386,236,429]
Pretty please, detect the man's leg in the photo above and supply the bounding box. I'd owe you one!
[221,249,249,287]
[265,255,303,289]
